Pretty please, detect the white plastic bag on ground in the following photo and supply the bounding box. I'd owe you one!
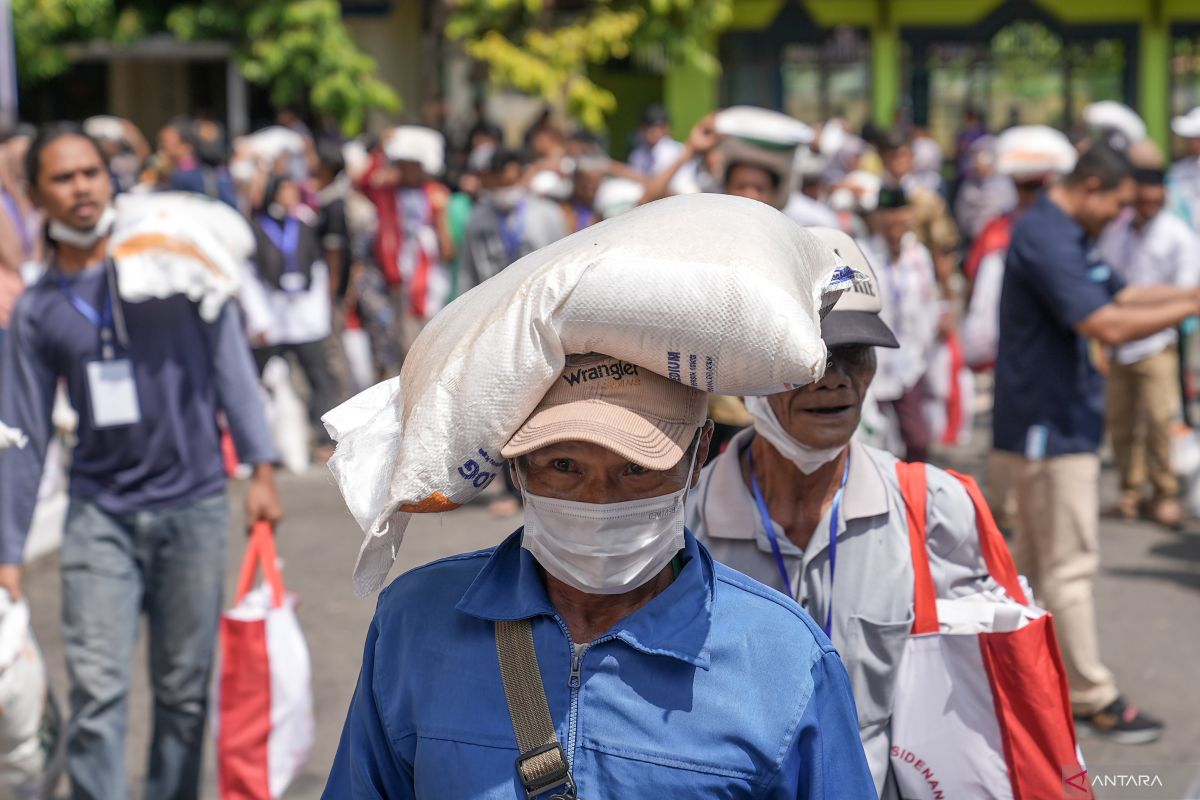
[261,357,310,475]
[109,192,253,321]
[323,193,854,594]
[0,592,49,800]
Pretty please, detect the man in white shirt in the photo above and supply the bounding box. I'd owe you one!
[1098,146,1200,525]
[628,104,685,179]
[862,187,940,461]
[687,230,1002,798]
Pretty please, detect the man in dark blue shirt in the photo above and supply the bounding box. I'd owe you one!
[992,143,1200,745]
[0,124,281,799]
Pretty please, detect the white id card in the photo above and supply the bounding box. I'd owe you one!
[86,359,141,428]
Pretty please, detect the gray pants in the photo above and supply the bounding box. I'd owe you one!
[60,492,229,800]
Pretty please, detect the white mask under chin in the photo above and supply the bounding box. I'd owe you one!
[517,442,698,595]
[744,395,845,474]
[48,205,116,249]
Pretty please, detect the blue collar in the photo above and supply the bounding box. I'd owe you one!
[456,529,714,669]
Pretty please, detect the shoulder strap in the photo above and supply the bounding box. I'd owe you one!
[895,462,939,635]
[895,462,1032,636]
[494,619,578,799]
[945,469,1028,604]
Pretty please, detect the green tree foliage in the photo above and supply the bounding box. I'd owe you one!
[12,0,400,134]
[446,0,733,129]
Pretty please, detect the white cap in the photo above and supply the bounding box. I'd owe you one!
[805,227,898,348]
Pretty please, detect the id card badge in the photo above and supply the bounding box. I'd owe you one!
[1024,424,1048,461]
[86,359,141,428]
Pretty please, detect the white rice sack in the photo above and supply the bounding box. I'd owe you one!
[1083,100,1146,144]
[323,193,855,594]
[382,126,445,176]
[995,125,1077,180]
[243,125,308,163]
[715,106,814,147]
[109,193,251,321]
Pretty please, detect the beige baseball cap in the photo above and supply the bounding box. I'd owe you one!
[807,227,899,349]
[502,353,707,470]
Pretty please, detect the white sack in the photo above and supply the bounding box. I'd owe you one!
[0,423,25,452]
[995,125,1077,180]
[715,106,814,147]
[1083,100,1146,144]
[109,193,252,321]
[242,126,308,164]
[1172,107,1200,139]
[0,592,46,799]
[323,193,854,594]
[262,358,311,475]
[382,126,445,176]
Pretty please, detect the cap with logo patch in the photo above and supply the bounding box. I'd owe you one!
[502,353,707,470]
[807,227,900,349]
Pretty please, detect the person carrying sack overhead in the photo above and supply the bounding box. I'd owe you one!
[687,229,1086,799]
[0,123,282,800]
[324,353,875,798]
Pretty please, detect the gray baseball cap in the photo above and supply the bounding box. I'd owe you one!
[807,227,899,349]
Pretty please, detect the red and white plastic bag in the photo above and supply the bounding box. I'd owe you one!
[890,463,1092,800]
[213,523,313,800]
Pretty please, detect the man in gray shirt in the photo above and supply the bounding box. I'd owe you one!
[458,149,567,291]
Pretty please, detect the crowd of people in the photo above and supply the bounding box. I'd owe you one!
[1,94,1200,798]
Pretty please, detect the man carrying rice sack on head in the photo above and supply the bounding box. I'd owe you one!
[0,123,282,800]
[320,194,877,798]
[687,229,1091,799]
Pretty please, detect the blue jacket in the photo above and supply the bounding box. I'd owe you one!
[324,530,877,799]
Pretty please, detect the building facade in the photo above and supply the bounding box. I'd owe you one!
[666,0,1200,153]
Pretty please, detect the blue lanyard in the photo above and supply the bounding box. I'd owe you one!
[498,199,527,263]
[574,203,594,232]
[58,271,116,358]
[746,445,849,638]
[258,214,302,274]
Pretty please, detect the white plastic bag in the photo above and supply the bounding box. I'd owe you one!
[0,592,50,800]
[0,423,25,452]
[961,250,1005,369]
[261,358,310,475]
[324,193,853,594]
[109,192,253,321]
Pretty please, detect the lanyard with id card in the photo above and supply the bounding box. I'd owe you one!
[60,270,141,429]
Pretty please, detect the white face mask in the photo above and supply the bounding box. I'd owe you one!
[48,205,116,249]
[517,442,699,595]
[745,395,845,475]
[490,186,524,213]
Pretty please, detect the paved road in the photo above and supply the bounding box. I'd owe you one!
[23,452,1200,798]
